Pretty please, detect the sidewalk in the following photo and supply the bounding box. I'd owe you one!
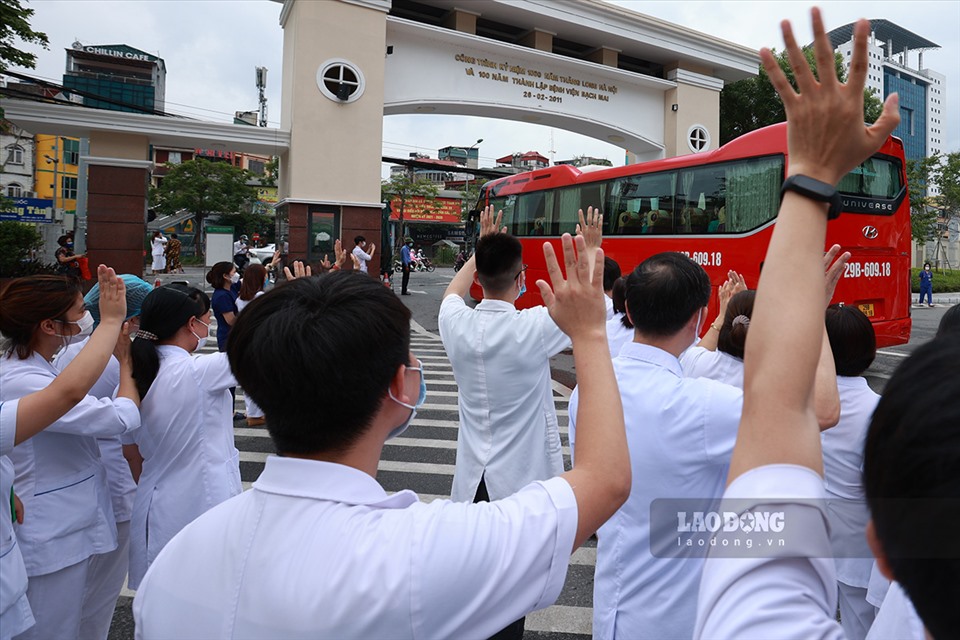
[916,291,960,306]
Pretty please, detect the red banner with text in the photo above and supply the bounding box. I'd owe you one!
[389,196,462,223]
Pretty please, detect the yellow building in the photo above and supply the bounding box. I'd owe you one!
[34,134,80,213]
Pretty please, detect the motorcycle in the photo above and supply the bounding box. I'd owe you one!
[454,252,467,272]
[416,257,436,272]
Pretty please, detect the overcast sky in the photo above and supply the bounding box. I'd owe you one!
[10,0,959,177]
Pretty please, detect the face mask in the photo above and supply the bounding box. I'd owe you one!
[516,283,526,300]
[191,318,210,353]
[387,360,426,439]
[66,242,74,249]
[925,266,930,271]
[684,307,704,355]
[230,273,240,284]
[56,310,95,346]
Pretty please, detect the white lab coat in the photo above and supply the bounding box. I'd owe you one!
[0,352,140,577]
[606,313,633,361]
[150,236,167,271]
[438,295,570,502]
[127,346,240,589]
[133,456,578,639]
[680,346,745,388]
[0,399,34,640]
[236,292,265,419]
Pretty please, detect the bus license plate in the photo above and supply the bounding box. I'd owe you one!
[858,303,875,318]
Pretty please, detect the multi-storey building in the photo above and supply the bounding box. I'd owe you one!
[63,42,166,114]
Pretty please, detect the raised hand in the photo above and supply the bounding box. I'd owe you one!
[576,206,603,251]
[334,239,345,266]
[283,261,312,280]
[97,265,127,326]
[763,9,899,185]
[823,244,851,307]
[479,205,505,238]
[536,234,606,340]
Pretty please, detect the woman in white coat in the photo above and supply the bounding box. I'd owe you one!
[822,304,882,640]
[127,284,241,589]
[150,231,167,275]
[236,264,267,427]
[0,273,141,640]
[0,268,133,640]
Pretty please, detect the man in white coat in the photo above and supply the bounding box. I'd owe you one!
[133,221,633,639]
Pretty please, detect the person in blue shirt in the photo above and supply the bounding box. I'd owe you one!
[918,261,933,307]
[400,239,414,296]
[206,261,242,419]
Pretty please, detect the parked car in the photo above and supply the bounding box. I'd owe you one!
[247,244,276,265]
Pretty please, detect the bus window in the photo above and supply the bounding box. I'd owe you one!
[677,165,725,234]
[837,156,903,203]
[724,156,783,233]
[608,173,675,235]
[512,191,552,236]
[547,183,605,236]
[489,194,517,229]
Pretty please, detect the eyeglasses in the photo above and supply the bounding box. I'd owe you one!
[514,264,528,280]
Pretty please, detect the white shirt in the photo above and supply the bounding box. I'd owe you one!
[439,295,571,501]
[151,235,167,256]
[680,346,745,388]
[352,245,373,273]
[606,314,633,361]
[821,376,880,588]
[0,352,140,576]
[864,581,925,640]
[233,240,247,255]
[133,456,577,639]
[694,464,844,640]
[569,342,743,640]
[604,294,615,321]
[0,399,35,640]
[235,289,263,313]
[127,347,240,589]
[866,562,890,608]
[54,340,137,523]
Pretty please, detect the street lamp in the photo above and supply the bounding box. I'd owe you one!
[45,141,60,216]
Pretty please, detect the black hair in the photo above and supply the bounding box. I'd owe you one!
[717,290,756,360]
[57,235,71,247]
[937,304,960,338]
[171,233,178,239]
[354,235,365,245]
[603,257,622,292]
[131,284,210,399]
[475,233,523,295]
[863,336,960,640]
[227,272,411,455]
[206,261,234,290]
[611,276,628,317]
[625,252,710,337]
[824,304,876,376]
[0,275,81,359]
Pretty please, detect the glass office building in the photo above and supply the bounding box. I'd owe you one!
[63,43,166,114]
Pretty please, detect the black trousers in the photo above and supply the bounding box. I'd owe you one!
[401,264,411,293]
[474,476,526,640]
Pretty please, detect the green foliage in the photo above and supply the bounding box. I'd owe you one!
[935,152,960,220]
[910,267,960,294]
[0,0,49,73]
[434,244,456,266]
[906,154,942,245]
[720,48,883,145]
[259,156,279,188]
[459,181,483,221]
[214,211,274,244]
[0,220,56,277]
[150,159,257,258]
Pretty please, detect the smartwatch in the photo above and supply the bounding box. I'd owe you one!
[780,175,843,219]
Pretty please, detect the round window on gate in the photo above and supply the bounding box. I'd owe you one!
[317,59,365,104]
[687,125,711,153]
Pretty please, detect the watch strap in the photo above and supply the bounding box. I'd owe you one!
[780,175,842,219]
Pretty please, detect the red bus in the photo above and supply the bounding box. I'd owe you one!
[474,122,912,347]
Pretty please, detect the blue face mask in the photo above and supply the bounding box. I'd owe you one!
[387,360,426,439]
[516,283,526,300]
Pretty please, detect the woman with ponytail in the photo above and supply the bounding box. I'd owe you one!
[127,284,242,590]
[680,289,755,389]
[236,264,267,427]
[0,273,140,640]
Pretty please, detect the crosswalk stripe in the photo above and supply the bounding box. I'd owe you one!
[526,605,592,635]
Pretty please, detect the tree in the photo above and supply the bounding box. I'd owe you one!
[906,154,941,246]
[720,48,883,145]
[933,152,960,222]
[259,156,279,188]
[0,0,49,73]
[150,159,257,258]
[380,172,439,254]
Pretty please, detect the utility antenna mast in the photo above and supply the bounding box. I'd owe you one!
[255,66,268,127]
